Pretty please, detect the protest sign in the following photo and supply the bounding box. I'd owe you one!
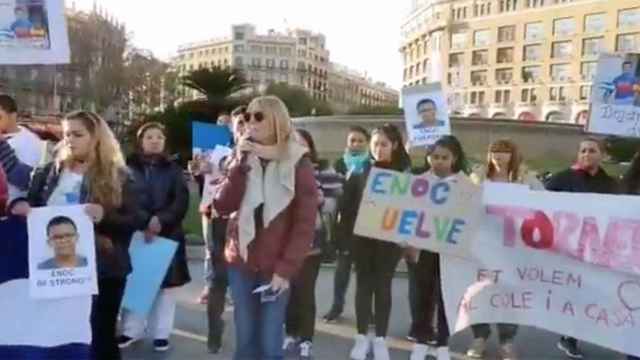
[0,0,70,64]
[0,216,91,358]
[353,168,482,259]
[588,53,640,137]
[441,183,640,357]
[192,121,233,156]
[402,83,451,147]
[199,145,233,209]
[122,232,178,317]
[27,205,97,299]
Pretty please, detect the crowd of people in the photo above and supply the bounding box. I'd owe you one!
[0,92,639,360]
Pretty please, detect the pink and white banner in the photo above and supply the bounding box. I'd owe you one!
[442,183,640,357]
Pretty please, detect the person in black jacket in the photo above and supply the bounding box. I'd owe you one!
[346,124,411,360]
[546,137,619,359]
[0,110,145,360]
[118,122,190,352]
[323,125,370,323]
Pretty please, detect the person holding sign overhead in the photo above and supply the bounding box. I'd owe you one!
[118,122,190,352]
[37,216,88,270]
[409,135,469,360]
[465,139,543,360]
[0,110,145,360]
[341,124,411,360]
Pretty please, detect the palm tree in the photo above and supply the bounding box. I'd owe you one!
[180,68,249,109]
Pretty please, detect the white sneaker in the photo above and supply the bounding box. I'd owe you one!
[372,337,390,360]
[299,341,313,358]
[466,337,487,358]
[437,346,451,360]
[350,334,371,360]
[282,336,297,351]
[410,343,437,360]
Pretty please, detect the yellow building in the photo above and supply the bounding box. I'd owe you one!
[401,0,640,123]
[328,63,399,114]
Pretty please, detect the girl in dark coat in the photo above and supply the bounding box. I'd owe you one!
[346,124,411,360]
[0,110,145,360]
[118,122,190,352]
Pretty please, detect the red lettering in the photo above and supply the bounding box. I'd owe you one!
[487,205,534,247]
[521,211,554,249]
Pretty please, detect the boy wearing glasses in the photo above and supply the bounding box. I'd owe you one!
[38,216,87,270]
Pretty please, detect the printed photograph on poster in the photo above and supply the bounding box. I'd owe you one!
[588,53,640,137]
[402,83,451,147]
[0,0,70,64]
[27,205,97,299]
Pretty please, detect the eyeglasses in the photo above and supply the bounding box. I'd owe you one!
[247,111,265,123]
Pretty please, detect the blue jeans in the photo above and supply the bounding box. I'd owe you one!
[228,267,290,360]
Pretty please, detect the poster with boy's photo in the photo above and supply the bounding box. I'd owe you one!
[0,0,70,64]
[403,83,451,147]
[27,205,97,299]
[588,53,640,137]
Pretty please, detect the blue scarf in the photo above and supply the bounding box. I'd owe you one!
[343,151,370,175]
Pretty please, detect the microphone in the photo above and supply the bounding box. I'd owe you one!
[240,136,254,163]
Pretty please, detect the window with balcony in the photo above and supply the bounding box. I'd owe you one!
[521,88,538,103]
[496,68,513,84]
[448,72,463,86]
[471,70,488,86]
[416,63,422,75]
[549,86,567,101]
[474,29,491,47]
[266,59,275,68]
[552,41,573,59]
[619,8,640,29]
[526,0,544,8]
[266,46,277,54]
[495,89,512,104]
[498,26,516,43]
[551,64,571,82]
[234,57,244,68]
[280,47,292,56]
[582,37,603,57]
[522,66,541,83]
[523,44,542,61]
[472,50,489,66]
[525,22,544,41]
[553,18,576,37]
[580,61,597,81]
[251,58,262,68]
[498,0,517,12]
[449,53,464,68]
[280,60,289,69]
[451,32,467,50]
[617,33,640,52]
[234,45,245,52]
[234,31,245,41]
[584,13,606,33]
[580,85,592,100]
[497,48,514,64]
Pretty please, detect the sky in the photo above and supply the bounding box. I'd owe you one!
[70,0,411,90]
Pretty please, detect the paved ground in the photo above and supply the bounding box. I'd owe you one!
[122,260,627,360]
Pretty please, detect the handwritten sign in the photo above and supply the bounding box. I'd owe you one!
[27,205,97,299]
[353,168,482,259]
[442,183,640,357]
[588,53,640,137]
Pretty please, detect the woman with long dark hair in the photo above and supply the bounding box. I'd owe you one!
[410,135,468,360]
[212,96,318,360]
[117,122,190,352]
[0,110,144,360]
[341,123,410,360]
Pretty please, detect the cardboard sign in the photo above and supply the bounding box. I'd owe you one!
[353,168,482,259]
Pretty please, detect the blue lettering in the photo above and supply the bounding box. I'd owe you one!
[398,210,419,236]
[371,172,392,194]
[431,182,450,205]
[447,219,466,244]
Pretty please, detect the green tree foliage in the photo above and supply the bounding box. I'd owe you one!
[265,82,333,117]
[180,68,249,109]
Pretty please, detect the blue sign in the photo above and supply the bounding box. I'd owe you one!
[192,121,233,152]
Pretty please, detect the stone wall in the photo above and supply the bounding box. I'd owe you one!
[293,115,589,167]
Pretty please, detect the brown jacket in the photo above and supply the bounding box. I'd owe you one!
[213,155,318,280]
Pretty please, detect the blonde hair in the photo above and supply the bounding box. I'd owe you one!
[59,111,127,210]
[247,96,292,151]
